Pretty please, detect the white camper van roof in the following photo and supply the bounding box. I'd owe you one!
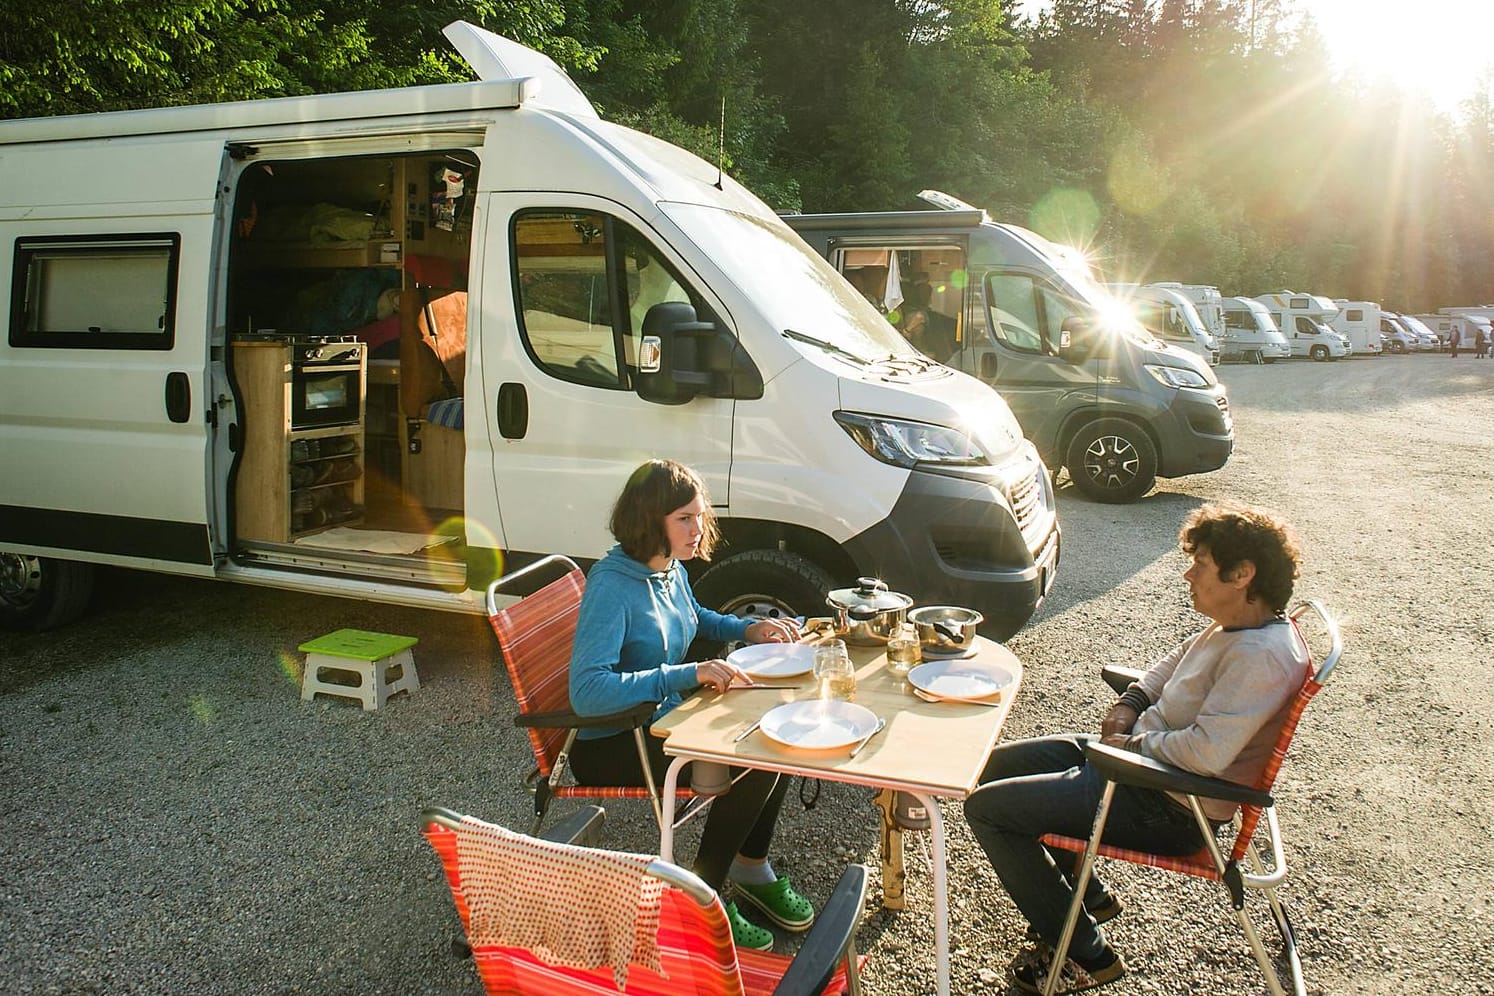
[0,21,590,146]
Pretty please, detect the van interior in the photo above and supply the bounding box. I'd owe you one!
[839,246,965,364]
[225,151,479,588]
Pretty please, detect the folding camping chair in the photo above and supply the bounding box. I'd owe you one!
[1039,599,1342,996]
[485,555,695,833]
[421,805,869,996]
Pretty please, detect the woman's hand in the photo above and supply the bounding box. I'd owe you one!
[1100,703,1139,738]
[745,618,801,644]
[695,658,748,693]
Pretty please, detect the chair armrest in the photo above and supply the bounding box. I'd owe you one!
[540,805,606,847]
[515,700,657,730]
[1102,665,1145,695]
[772,864,869,996]
[1084,742,1273,809]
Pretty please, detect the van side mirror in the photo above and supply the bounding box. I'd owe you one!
[634,301,764,406]
[1059,315,1111,362]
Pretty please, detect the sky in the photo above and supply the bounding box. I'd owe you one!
[1013,0,1494,113]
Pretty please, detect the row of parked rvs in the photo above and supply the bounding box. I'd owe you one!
[1107,283,1482,366]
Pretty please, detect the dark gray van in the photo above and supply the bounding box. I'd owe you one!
[786,194,1234,503]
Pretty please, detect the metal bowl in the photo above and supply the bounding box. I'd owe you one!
[907,605,984,655]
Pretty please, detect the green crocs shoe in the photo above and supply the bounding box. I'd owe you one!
[725,901,775,952]
[733,876,817,932]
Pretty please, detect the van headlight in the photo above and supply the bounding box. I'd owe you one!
[1143,364,1210,389]
[834,411,988,468]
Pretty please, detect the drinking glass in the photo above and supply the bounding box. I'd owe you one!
[813,639,856,701]
[886,623,922,678]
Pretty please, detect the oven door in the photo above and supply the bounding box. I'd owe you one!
[291,364,361,429]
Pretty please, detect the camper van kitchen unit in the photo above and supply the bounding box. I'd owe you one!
[0,25,1060,638]
[787,193,1234,505]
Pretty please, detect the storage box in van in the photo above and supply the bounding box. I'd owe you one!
[786,193,1234,504]
[0,25,1060,639]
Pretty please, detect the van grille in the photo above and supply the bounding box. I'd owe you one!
[1008,465,1043,539]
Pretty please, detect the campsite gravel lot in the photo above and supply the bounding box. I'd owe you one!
[3,354,1493,995]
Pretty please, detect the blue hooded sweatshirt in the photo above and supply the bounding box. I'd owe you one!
[569,545,751,739]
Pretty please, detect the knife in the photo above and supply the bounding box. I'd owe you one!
[734,718,764,743]
[848,716,888,758]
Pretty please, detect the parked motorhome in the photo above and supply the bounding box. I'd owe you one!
[1378,313,1417,354]
[1394,313,1439,351]
[786,193,1234,504]
[0,26,1061,636]
[1220,296,1291,362]
[1105,283,1220,366]
[1253,292,1349,360]
[1329,300,1384,356]
[1411,313,1454,349]
[1152,282,1227,343]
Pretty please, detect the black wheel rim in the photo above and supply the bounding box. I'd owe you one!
[1081,435,1140,491]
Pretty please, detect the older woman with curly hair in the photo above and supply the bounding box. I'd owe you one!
[962,502,1308,994]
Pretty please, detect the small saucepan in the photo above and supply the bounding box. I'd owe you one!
[907,605,984,655]
[826,577,913,646]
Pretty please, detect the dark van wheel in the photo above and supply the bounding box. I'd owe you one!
[693,549,834,621]
[1065,418,1158,504]
[0,554,96,631]
[1310,344,1329,361]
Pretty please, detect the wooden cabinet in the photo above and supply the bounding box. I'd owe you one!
[233,341,366,543]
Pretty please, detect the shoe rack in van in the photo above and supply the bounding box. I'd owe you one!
[225,151,476,579]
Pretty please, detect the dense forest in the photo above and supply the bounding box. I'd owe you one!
[2,0,1489,309]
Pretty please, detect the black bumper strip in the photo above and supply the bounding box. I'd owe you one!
[0,505,212,566]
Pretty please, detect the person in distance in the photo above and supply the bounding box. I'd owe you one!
[962,502,1309,994]
[567,459,811,952]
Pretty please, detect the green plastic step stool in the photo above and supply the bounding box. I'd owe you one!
[299,629,420,710]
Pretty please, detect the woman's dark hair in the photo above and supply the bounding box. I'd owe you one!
[1180,502,1301,613]
[610,459,719,563]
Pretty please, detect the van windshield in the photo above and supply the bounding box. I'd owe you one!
[663,202,918,363]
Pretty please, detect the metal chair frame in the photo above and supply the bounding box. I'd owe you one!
[1040,599,1342,996]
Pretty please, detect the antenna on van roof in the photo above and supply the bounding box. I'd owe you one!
[715,96,726,190]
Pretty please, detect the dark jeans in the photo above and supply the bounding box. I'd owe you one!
[962,734,1206,964]
[570,729,787,892]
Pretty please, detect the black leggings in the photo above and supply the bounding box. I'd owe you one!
[569,730,788,892]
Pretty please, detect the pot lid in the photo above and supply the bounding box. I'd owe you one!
[827,577,913,613]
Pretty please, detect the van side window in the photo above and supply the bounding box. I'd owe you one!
[1346,309,1363,321]
[984,273,1044,353]
[513,210,699,388]
[1294,316,1316,335]
[1224,309,1249,330]
[9,234,179,349]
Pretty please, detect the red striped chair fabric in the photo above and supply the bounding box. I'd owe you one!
[424,820,857,996]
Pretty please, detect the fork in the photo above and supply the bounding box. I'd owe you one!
[913,687,1002,707]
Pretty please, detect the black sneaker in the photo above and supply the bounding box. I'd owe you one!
[1023,892,1123,943]
[1012,946,1126,995]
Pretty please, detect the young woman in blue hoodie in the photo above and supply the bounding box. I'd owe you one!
[568,459,814,951]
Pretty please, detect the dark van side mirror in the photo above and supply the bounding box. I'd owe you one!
[1059,315,1112,363]
[635,302,764,406]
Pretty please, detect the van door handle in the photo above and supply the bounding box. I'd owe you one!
[497,382,528,439]
[165,372,191,423]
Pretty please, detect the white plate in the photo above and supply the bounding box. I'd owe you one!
[908,659,1015,702]
[727,642,818,678]
[759,699,880,751]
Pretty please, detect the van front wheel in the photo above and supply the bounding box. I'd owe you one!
[1310,344,1329,361]
[1065,419,1158,504]
[693,549,834,621]
[0,554,96,631]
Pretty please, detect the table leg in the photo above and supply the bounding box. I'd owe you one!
[872,789,907,910]
[915,790,950,996]
[659,755,688,862]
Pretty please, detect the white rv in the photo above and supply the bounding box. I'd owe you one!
[1329,300,1384,356]
[1152,282,1227,343]
[1393,313,1439,351]
[1220,297,1291,363]
[1378,313,1418,354]
[1105,283,1220,366]
[1253,292,1348,361]
[1411,313,1454,349]
[0,23,1060,635]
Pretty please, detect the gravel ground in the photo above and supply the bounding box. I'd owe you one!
[3,354,1492,995]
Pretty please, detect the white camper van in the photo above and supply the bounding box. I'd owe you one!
[1151,282,1227,344]
[1220,297,1291,362]
[1411,313,1454,350]
[1253,292,1348,361]
[1378,313,1418,354]
[1329,300,1384,356]
[1393,313,1439,351]
[1105,283,1220,366]
[0,23,1060,636]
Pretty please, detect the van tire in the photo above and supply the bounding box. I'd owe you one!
[1065,418,1158,504]
[1310,345,1329,361]
[693,549,834,621]
[0,554,96,632]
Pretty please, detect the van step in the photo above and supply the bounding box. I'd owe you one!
[233,541,467,588]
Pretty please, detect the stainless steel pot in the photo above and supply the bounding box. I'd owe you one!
[907,605,984,655]
[826,577,913,646]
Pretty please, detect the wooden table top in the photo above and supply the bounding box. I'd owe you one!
[652,635,1024,798]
